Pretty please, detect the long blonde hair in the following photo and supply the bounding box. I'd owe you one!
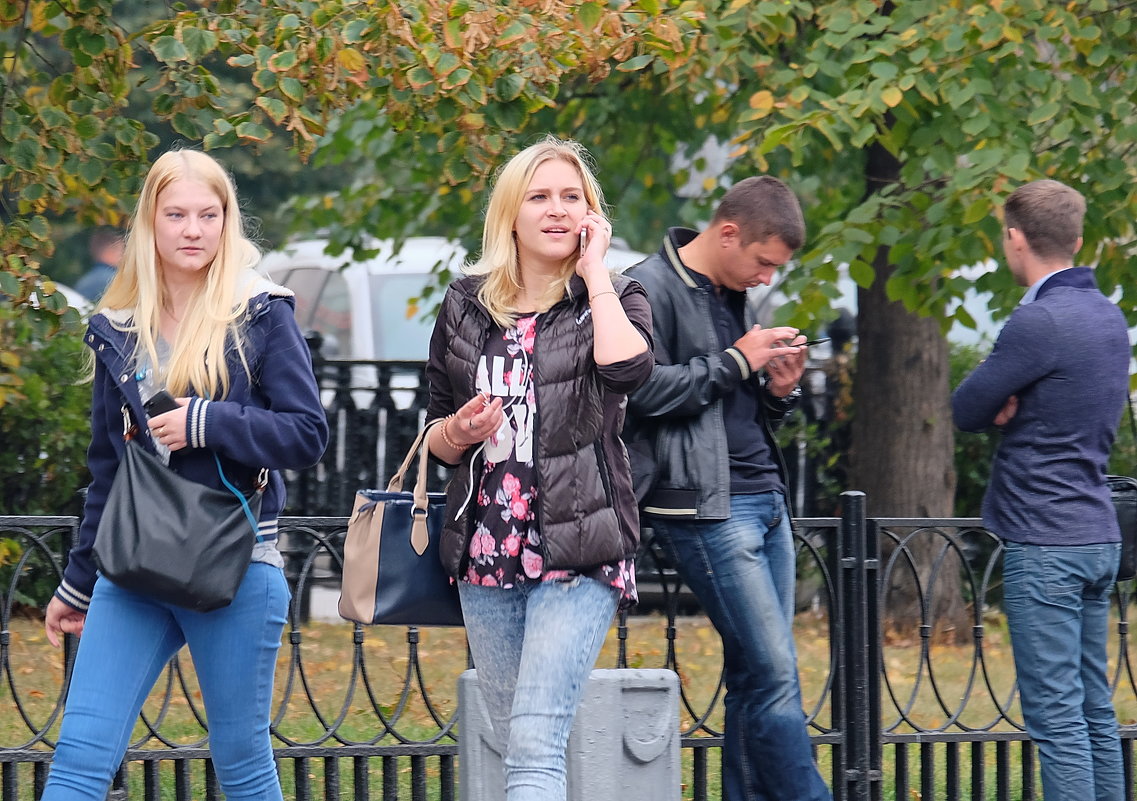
[465,136,608,328]
[99,150,261,399]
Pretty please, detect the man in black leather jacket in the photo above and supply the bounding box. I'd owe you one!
[624,176,832,801]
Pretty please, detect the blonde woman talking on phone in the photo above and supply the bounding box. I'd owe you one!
[424,136,653,800]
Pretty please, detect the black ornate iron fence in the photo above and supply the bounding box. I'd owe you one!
[285,359,437,518]
[4,495,1137,801]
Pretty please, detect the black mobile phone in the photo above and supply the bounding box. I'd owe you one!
[800,337,831,347]
[143,389,179,416]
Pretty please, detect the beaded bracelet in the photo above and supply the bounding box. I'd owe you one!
[439,415,469,451]
[589,290,618,303]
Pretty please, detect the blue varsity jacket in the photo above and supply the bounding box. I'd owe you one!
[56,274,329,612]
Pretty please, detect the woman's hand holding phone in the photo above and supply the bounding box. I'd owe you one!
[575,210,611,283]
[145,391,190,451]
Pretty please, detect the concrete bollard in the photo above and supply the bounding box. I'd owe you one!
[458,668,680,801]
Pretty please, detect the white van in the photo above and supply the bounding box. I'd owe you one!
[257,237,464,360]
[257,236,649,361]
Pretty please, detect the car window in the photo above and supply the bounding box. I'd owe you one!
[272,267,328,332]
[310,270,352,358]
[370,274,435,360]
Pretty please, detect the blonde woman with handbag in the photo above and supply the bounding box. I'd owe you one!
[41,149,328,801]
[424,136,653,800]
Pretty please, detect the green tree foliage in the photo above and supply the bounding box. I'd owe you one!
[0,305,90,516]
[3,0,1135,517]
[1,0,682,401]
[635,0,1137,518]
[6,0,1136,322]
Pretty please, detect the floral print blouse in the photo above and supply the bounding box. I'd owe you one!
[463,313,637,606]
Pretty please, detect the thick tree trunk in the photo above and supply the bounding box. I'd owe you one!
[849,140,965,640]
[849,262,955,519]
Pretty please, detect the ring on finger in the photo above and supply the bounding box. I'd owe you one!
[468,419,475,431]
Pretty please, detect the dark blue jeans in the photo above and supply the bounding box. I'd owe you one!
[653,492,831,801]
[1003,541,1123,801]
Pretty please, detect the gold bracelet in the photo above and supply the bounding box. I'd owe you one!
[589,290,618,303]
[439,415,469,451]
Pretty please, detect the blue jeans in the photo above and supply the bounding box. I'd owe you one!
[459,577,619,801]
[42,563,290,801]
[1003,541,1122,801]
[653,492,831,801]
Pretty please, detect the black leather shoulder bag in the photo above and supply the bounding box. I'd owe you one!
[93,406,266,611]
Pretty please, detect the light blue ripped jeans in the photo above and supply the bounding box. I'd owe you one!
[459,576,619,801]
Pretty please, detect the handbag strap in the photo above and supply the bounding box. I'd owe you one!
[386,418,446,556]
[213,453,266,541]
[386,418,445,496]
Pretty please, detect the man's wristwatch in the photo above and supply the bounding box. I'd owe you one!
[766,385,802,409]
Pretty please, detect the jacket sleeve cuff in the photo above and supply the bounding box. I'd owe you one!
[55,579,92,613]
[188,397,210,449]
[723,348,751,380]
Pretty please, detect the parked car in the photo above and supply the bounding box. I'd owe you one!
[257,237,462,361]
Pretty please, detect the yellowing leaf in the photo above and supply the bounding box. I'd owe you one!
[337,48,365,73]
[578,1,603,29]
[961,197,990,225]
[460,112,485,130]
[881,86,903,108]
[406,66,434,90]
[235,121,271,143]
[749,90,774,111]
[256,96,288,124]
[1027,101,1059,126]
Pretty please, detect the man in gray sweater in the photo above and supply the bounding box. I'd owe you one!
[952,179,1130,801]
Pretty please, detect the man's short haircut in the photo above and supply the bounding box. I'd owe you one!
[1003,179,1086,263]
[711,176,805,251]
[88,227,123,259]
